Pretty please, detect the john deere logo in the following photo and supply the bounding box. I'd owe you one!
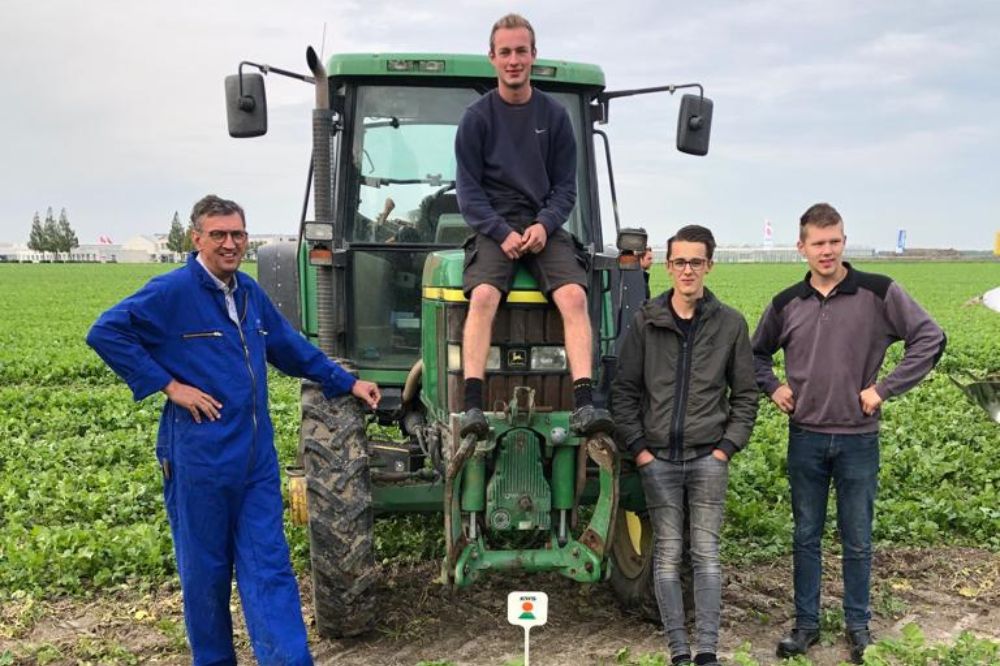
[507,348,528,369]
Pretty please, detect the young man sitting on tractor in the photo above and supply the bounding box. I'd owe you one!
[455,13,612,439]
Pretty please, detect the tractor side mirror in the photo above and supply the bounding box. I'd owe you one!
[676,94,713,156]
[225,73,268,138]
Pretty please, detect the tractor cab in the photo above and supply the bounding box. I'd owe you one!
[251,54,612,426]
[337,78,594,379]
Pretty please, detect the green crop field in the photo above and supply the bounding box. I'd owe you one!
[0,261,997,599]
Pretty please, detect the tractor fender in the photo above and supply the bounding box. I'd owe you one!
[257,241,301,330]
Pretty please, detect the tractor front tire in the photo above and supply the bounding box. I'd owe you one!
[609,508,660,622]
[301,381,376,638]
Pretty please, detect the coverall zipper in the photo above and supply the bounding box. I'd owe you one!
[234,292,258,474]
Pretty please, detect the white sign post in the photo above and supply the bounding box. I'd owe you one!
[507,591,548,666]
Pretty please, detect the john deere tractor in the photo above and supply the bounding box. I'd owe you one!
[224,47,713,638]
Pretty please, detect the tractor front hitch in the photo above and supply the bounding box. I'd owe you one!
[448,430,620,588]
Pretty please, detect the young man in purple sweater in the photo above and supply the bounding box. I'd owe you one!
[454,13,612,438]
[752,203,945,664]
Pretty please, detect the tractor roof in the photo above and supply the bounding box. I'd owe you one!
[325,53,605,88]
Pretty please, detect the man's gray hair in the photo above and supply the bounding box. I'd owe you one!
[190,195,246,231]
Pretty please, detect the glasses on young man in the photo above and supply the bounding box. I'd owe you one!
[668,258,708,271]
[205,230,248,243]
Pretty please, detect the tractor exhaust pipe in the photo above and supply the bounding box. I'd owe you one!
[306,47,329,111]
[306,46,339,357]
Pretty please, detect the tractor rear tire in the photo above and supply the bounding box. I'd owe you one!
[609,508,660,622]
[300,381,376,638]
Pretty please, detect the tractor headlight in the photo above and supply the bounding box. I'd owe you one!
[447,344,462,371]
[530,346,567,371]
[303,222,334,241]
[447,344,502,371]
[486,346,502,370]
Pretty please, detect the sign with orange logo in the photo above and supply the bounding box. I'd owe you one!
[508,591,548,666]
[507,591,548,627]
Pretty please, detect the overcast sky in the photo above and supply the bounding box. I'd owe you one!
[1,0,997,251]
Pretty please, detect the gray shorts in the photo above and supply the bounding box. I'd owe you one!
[462,228,589,298]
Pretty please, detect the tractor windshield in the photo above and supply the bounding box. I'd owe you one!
[347,85,591,244]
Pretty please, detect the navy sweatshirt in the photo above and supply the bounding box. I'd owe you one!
[454,88,576,242]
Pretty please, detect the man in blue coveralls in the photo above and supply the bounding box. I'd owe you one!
[87,195,381,665]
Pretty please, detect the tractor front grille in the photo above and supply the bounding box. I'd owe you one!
[445,303,573,413]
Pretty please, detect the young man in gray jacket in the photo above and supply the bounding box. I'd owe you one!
[752,203,945,664]
[613,225,758,666]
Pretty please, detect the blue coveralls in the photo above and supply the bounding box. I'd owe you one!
[87,253,356,665]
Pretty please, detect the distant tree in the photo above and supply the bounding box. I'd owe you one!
[55,208,78,253]
[166,212,186,254]
[182,220,195,253]
[28,212,45,251]
[42,207,59,255]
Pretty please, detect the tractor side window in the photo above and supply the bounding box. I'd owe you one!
[548,91,591,244]
[348,248,431,369]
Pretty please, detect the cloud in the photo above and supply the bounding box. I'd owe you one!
[0,0,996,251]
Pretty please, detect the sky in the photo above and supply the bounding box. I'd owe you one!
[1,0,997,251]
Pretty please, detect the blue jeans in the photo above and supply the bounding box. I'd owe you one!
[640,453,729,658]
[787,425,880,631]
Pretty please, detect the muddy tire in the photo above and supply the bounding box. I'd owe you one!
[300,381,376,638]
[609,506,695,624]
[609,508,660,622]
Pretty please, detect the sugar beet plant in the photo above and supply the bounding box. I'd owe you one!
[0,261,997,598]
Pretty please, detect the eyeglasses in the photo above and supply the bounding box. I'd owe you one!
[204,230,248,243]
[668,258,708,271]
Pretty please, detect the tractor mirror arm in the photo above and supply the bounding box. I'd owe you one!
[234,61,316,113]
[225,59,320,138]
[596,82,703,124]
[599,81,703,102]
[238,60,315,91]
[595,82,713,156]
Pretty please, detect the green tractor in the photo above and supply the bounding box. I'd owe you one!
[224,47,713,638]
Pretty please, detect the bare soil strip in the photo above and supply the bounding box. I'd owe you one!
[3,547,997,665]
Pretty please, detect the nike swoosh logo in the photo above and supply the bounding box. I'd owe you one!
[535,128,547,134]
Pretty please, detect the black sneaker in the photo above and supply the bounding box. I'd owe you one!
[569,405,614,436]
[847,626,872,664]
[459,408,489,439]
[776,627,819,658]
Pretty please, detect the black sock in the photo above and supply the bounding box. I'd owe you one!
[671,655,692,665]
[694,654,717,665]
[573,378,593,409]
[464,378,484,411]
